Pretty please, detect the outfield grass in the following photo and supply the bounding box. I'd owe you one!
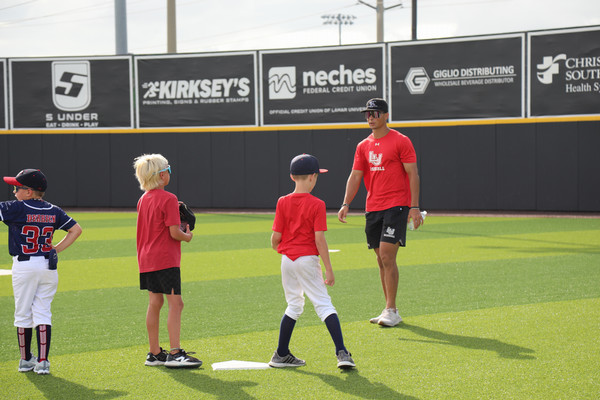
[0,212,599,399]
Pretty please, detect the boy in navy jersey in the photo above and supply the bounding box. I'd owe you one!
[1,169,82,374]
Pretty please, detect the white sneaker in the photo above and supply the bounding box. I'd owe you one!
[18,356,37,372]
[378,308,402,327]
[34,360,50,375]
[369,309,386,324]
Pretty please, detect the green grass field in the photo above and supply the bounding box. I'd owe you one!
[0,211,599,399]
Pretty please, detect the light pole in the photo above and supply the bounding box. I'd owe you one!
[322,14,356,46]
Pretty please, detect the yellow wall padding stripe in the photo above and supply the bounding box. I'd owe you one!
[1,115,599,135]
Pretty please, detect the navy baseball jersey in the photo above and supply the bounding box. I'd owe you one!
[0,199,77,257]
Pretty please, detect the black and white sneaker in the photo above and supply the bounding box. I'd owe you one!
[268,351,306,368]
[145,348,168,366]
[336,350,356,369]
[165,349,202,369]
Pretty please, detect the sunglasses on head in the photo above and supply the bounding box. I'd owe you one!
[364,110,383,119]
[14,186,31,192]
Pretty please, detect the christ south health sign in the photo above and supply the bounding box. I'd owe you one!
[389,35,524,122]
[260,45,385,125]
[135,52,257,128]
[529,27,600,117]
[9,57,134,129]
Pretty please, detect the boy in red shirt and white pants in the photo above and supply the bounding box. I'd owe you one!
[269,154,355,370]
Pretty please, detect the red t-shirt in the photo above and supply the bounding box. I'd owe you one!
[272,192,327,261]
[353,129,417,212]
[136,189,181,273]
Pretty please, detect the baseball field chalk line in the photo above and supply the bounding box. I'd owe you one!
[211,360,271,370]
[328,249,340,252]
[0,269,12,276]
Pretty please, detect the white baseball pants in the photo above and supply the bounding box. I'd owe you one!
[12,256,57,327]
[280,255,336,321]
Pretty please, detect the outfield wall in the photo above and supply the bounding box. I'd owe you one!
[1,118,599,212]
[1,27,599,212]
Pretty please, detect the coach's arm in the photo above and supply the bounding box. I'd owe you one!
[338,169,363,223]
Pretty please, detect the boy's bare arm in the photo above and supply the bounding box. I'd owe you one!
[54,223,82,253]
[169,224,193,242]
[315,231,334,286]
[271,231,282,251]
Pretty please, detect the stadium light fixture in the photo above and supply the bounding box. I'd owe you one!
[321,14,357,46]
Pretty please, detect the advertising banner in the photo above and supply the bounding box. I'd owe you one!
[529,27,600,117]
[260,45,385,125]
[9,56,133,129]
[135,52,257,128]
[389,34,524,121]
[1,60,6,130]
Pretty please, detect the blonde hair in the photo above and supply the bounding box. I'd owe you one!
[133,154,169,191]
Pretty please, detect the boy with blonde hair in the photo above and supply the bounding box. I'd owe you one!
[133,154,201,368]
[269,154,355,369]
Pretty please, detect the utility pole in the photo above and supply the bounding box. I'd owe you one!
[114,0,128,54]
[412,0,417,40]
[167,0,177,53]
[358,0,407,42]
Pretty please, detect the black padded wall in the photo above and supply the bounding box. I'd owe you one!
[1,121,599,212]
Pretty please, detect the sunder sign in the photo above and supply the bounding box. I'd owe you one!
[9,57,134,129]
[0,60,6,130]
[260,45,385,125]
[529,27,600,117]
[389,34,525,122]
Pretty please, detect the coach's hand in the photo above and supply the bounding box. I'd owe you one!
[409,208,423,230]
[338,204,349,223]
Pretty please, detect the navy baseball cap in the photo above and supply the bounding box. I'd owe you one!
[360,98,389,113]
[3,169,48,192]
[290,154,328,175]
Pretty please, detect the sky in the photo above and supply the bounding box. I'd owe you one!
[0,0,599,58]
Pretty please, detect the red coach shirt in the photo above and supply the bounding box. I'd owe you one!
[136,189,181,273]
[353,129,417,212]
[273,192,327,261]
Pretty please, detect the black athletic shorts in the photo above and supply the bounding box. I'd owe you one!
[365,206,410,249]
[140,267,181,295]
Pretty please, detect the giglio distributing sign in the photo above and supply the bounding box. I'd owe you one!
[389,35,525,121]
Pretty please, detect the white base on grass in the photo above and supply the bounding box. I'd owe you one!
[0,269,12,276]
[211,360,271,370]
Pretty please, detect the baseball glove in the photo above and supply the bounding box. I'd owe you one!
[179,201,195,231]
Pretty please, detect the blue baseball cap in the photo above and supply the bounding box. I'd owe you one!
[290,154,328,175]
